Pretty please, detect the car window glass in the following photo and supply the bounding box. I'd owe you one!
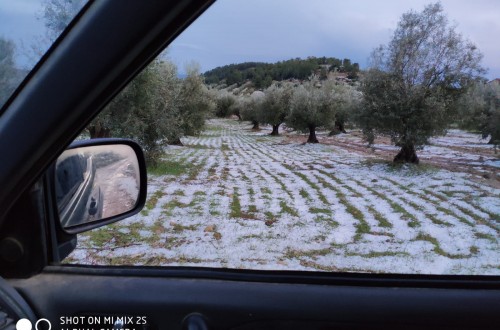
[30,0,498,275]
[0,0,87,109]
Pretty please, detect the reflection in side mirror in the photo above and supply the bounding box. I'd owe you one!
[55,144,141,230]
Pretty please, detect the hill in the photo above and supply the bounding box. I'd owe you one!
[203,56,359,88]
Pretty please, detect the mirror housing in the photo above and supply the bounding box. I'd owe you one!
[52,139,147,234]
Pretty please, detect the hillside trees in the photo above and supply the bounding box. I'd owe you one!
[259,84,293,135]
[204,57,359,87]
[355,3,484,163]
[457,82,500,146]
[287,81,339,143]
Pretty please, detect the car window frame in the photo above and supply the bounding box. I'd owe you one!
[0,0,498,287]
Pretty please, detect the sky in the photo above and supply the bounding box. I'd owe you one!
[1,0,499,79]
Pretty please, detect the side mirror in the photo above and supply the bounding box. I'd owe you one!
[53,139,147,234]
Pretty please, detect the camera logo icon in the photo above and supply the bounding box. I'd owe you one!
[16,318,51,330]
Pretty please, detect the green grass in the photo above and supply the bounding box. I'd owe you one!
[238,234,264,241]
[311,171,371,240]
[248,204,258,213]
[145,190,166,210]
[354,216,371,241]
[162,199,189,216]
[391,181,474,227]
[475,232,497,243]
[230,188,242,218]
[309,207,331,214]
[426,214,453,227]
[85,223,143,248]
[295,172,329,205]
[415,232,470,259]
[314,215,339,227]
[387,200,419,227]
[364,160,439,175]
[333,191,370,241]
[279,200,299,217]
[261,187,272,195]
[300,188,310,199]
[349,177,420,228]
[171,223,198,233]
[284,247,331,259]
[173,189,186,196]
[264,211,275,220]
[186,159,206,181]
[148,159,190,176]
[346,250,409,258]
[435,205,473,226]
[259,166,293,198]
[367,206,392,228]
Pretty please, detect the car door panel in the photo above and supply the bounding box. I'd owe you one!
[10,268,500,330]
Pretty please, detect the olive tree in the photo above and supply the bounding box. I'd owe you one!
[172,63,215,144]
[328,84,362,135]
[90,60,180,164]
[241,91,265,130]
[260,83,293,135]
[287,81,339,143]
[215,91,237,118]
[0,38,20,106]
[355,3,484,163]
[457,82,500,147]
[41,0,86,39]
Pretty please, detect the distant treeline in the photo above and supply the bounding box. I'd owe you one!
[203,57,360,88]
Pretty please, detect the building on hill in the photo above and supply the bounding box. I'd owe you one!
[488,78,500,86]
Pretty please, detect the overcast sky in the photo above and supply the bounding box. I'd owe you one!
[1,0,499,79]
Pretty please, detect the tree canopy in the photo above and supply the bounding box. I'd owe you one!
[89,60,180,163]
[176,63,215,142]
[241,91,265,130]
[457,81,500,147]
[0,38,19,106]
[355,3,484,163]
[259,83,293,135]
[287,81,340,143]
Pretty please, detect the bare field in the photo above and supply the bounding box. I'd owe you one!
[68,119,500,274]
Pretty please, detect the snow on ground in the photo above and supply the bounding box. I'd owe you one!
[68,119,500,275]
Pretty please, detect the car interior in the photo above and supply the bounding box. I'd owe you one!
[0,1,499,329]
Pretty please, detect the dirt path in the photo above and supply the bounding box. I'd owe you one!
[95,158,139,218]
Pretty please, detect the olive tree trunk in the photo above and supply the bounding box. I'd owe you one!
[251,120,260,130]
[270,124,280,136]
[394,143,419,164]
[88,124,110,138]
[169,137,184,146]
[307,125,319,143]
[328,120,347,136]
